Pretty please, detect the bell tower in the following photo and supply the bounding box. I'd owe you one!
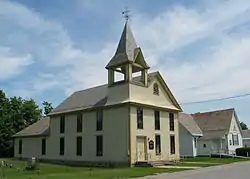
[105,22,150,87]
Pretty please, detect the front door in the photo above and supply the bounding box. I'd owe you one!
[136,137,146,161]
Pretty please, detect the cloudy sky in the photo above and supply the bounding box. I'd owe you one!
[1,0,250,125]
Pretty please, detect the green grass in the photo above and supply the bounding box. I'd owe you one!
[180,157,250,164]
[0,159,188,179]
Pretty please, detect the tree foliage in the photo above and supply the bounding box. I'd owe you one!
[240,121,248,130]
[42,101,53,115]
[0,89,42,157]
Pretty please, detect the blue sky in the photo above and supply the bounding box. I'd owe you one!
[1,0,250,125]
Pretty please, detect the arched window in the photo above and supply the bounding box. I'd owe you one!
[153,83,159,95]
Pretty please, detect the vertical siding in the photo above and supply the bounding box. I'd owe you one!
[130,106,180,164]
[179,124,194,157]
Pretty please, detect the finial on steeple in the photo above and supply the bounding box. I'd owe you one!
[122,7,131,22]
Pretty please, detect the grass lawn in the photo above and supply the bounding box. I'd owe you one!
[0,159,188,179]
[180,157,250,164]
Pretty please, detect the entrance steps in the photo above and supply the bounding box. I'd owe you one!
[134,160,180,167]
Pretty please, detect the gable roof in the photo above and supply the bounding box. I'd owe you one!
[49,71,181,115]
[179,113,203,136]
[192,108,235,139]
[242,130,250,139]
[13,117,50,138]
[106,22,149,69]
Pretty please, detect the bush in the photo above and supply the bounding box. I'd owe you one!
[236,147,250,157]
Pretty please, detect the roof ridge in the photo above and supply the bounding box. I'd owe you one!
[193,108,234,115]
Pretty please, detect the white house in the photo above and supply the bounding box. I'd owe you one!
[193,108,243,155]
[13,22,182,166]
[179,113,203,157]
[242,130,250,147]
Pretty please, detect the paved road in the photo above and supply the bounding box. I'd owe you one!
[139,161,250,179]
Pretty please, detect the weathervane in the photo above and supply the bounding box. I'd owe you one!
[122,7,131,22]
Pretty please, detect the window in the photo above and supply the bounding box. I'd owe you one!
[77,113,83,132]
[153,83,159,95]
[232,134,239,145]
[60,137,65,155]
[170,135,175,154]
[42,138,46,155]
[155,135,161,155]
[76,136,82,156]
[60,116,65,133]
[203,144,206,148]
[194,138,197,148]
[155,111,160,130]
[96,135,103,157]
[96,110,103,131]
[18,139,22,154]
[137,107,143,129]
[229,140,232,145]
[169,113,174,131]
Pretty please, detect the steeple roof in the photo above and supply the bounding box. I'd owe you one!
[106,22,149,69]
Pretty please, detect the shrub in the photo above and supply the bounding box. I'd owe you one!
[236,147,250,157]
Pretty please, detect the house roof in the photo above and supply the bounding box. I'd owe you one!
[192,108,235,139]
[13,117,50,138]
[106,22,149,69]
[179,113,203,136]
[49,71,182,115]
[242,130,250,139]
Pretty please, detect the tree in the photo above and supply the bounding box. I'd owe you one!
[240,121,248,130]
[0,89,42,157]
[42,101,53,115]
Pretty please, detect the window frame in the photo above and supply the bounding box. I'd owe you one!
[170,135,175,154]
[169,113,175,131]
[155,135,161,155]
[232,134,239,145]
[77,113,83,132]
[18,139,22,154]
[96,110,103,131]
[154,110,160,130]
[153,83,159,95]
[76,136,82,156]
[41,138,46,155]
[137,107,143,129]
[60,116,65,133]
[96,135,103,157]
[59,137,65,156]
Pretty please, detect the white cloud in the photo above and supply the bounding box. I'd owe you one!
[0,47,33,80]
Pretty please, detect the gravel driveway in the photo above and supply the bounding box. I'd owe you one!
[137,161,250,179]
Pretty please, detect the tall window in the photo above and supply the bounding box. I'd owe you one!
[60,116,65,133]
[77,113,83,132]
[96,110,103,131]
[155,111,160,130]
[18,139,22,154]
[76,136,82,156]
[153,83,159,95]
[60,137,65,155]
[170,135,175,154]
[42,138,46,155]
[137,107,143,129]
[96,135,103,157]
[232,134,239,145]
[169,113,174,131]
[155,135,161,155]
[194,138,197,148]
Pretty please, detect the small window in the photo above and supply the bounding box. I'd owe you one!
[169,113,174,131]
[155,111,160,130]
[96,135,103,157]
[153,83,159,95]
[229,140,232,145]
[18,139,22,154]
[194,138,197,148]
[42,138,46,155]
[60,116,65,133]
[77,113,83,132]
[203,144,206,148]
[60,137,65,155]
[155,135,161,155]
[96,110,103,131]
[137,107,143,129]
[76,136,82,156]
[170,135,175,154]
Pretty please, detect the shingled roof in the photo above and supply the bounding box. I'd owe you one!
[192,108,236,139]
[13,117,50,138]
[179,113,203,136]
[242,130,250,139]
